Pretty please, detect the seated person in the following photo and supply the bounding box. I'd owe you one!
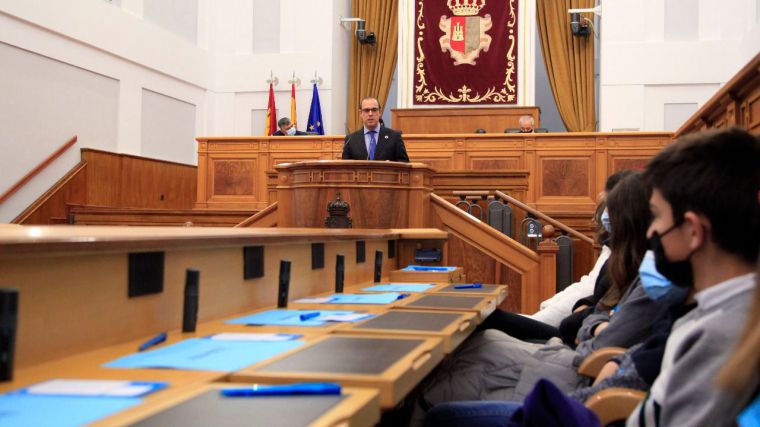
[411,173,669,424]
[530,170,635,328]
[519,115,535,133]
[626,127,759,426]
[272,117,307,135]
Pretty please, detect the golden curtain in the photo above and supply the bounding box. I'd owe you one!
[347,0,398,132]
[536,0,596,132]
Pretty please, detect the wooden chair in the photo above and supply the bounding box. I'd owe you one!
[577,347,647,426]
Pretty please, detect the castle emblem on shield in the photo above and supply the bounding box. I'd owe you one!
[439,0,493,65]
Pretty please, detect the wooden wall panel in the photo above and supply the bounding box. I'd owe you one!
[197,132,672,214]
[391,107,540,134]
[212,160,255,196]
[17,149,197,224]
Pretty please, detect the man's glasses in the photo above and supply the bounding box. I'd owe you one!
[361,108,379,114]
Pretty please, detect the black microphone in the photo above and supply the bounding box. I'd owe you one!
[374,250,383,283]
[335,254,345,293]
[182,269,200,333]
[0,288,19,381]
[278,260,291,308]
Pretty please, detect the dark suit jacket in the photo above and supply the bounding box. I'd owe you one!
[341,127,410,162]
[272,130,308,136]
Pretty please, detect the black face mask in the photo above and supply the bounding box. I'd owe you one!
[648,224,694,288]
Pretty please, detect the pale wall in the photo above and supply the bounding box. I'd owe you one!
[599,0,760,131]
[0,0,351,222]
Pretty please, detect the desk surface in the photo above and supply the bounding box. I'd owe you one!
[231,334,444,407]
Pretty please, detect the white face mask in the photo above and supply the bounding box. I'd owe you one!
[286,127,296,136]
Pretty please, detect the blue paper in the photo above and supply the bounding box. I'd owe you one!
[0,393,141,427]
[324,293,402,305]
[363,283,436,292]
[402,265,457,272]
[104,338,304,371]
[226,309,361,326]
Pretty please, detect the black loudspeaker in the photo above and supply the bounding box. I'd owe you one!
[182,269,200,333]
[335,254,345,293]
[356,241,366,263]
[0,288,19,381]
[374,250,383,283]
[243,246,264,280]
[278,260,292,308]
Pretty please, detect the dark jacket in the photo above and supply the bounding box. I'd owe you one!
[341,127,410,162]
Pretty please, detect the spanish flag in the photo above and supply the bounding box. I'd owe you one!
[264,83,277,136]
[290,82,297,130]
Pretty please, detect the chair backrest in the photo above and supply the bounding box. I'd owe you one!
[504,128,521,133]
[474,128,487,134]
[534,128,549,133]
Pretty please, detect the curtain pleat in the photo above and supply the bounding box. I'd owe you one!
[536,0,596,132]
[347,0,398,132]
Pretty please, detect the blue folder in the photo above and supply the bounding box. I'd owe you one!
[226,309,365,326]
[321,293,403,305]
[104,338,304,371]
[0,393,141,427]
[362,283,436,292]
[402,265,458,272]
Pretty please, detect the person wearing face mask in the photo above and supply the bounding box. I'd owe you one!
[626,128,759,427]
[272,117,307,136]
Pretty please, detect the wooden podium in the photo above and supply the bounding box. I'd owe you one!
[273,160,434,228]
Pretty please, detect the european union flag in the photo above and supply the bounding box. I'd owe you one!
[306,83,324,135]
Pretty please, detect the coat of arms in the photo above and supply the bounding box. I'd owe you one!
[439,0,493,65]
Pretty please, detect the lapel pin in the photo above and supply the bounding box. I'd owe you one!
[384,135,389,139]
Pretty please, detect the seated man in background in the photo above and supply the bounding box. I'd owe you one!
[518,115,535,133]
[272,117,307,136]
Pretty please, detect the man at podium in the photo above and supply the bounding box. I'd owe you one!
[342,97,410,162]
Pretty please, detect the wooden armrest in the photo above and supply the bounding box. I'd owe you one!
[577,347,627,377]
[585,387,646,426]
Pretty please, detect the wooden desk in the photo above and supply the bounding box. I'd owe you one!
[431,283,508,305]
[230,335,444,408]
[394,294,497,322]
[389,267,466,284]
[94,383,380,427]
[336,309,476,353]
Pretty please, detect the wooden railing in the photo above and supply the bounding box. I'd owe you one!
[430,193,552,312]
[495,190,594,245]
[675,52,760,136]
[0,135,77,205]
[235,202,278,227]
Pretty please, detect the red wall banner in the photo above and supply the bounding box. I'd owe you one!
[414,0,519,105]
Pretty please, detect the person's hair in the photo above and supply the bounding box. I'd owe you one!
[599,171,652,308]
[716,258,760,392]
[594,169,637,245]
[359,97,381,110]
[518,115,534,126]
[277,117,291,128]
[605,169,636,193]
[643,128,759,263]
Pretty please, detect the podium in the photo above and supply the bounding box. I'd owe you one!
[273,160,435,228]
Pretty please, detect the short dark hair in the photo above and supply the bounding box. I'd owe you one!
[277,117,291,128]
[359,97,381,110]
[644,127,760,264]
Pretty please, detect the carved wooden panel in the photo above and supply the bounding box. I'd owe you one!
[747,89,760,133]
[540,159,589,197]
[392,107,540,134]
[410,158,454,170]
[612,158,648,172]
[470,158,522,170]
[213,160,254,195]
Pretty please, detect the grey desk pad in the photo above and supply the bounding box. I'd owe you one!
[437,284,502,294]
[404,295,483,309]
[353,311,461,332]
[258,336,423,375]
[131,390,345,427]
